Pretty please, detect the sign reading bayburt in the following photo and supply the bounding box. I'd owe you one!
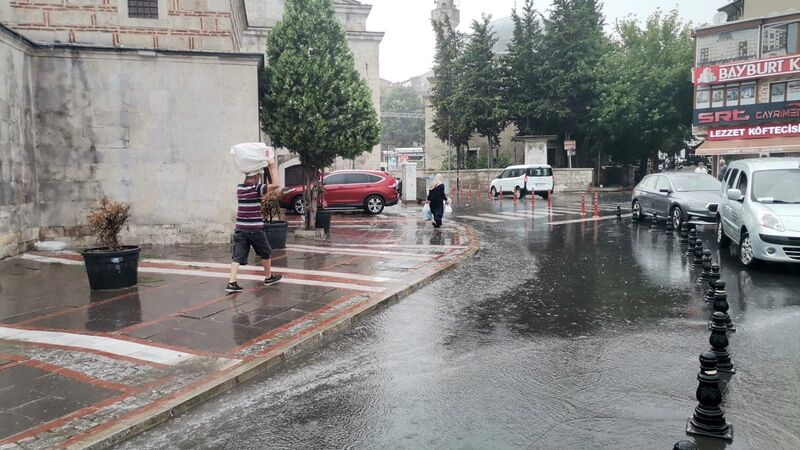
[708,123,800,141]
[694,101,800,126]
[694,55,800,85]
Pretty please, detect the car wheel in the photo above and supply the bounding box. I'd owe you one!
[671,205,683,230]
[631,200,642,222]
[292,196,305,215]
[491,187,498,198]
[738,231,758,267]
[365,195,384,215]
[717,218,731,248]
[540,192,549,200]
[514,187,522,199]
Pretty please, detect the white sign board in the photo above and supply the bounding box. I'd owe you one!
[524,141,548,165]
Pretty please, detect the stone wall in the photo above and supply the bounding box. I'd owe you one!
[30,48,261,247]
[0,29,39,258]
[392,168,595,193]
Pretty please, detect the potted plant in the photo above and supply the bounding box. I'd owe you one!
[314,180,331,232]
[81,197,140,290]
[262,189,289,249]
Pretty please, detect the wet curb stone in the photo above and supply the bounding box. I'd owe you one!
[65,226,479,450]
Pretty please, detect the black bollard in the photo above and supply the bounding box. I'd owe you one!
[666,218,675,236]
[704,264,721,303]
[711,280,736,332]
[673,441,698,450]
[710,312,736,374]
[686,229,698,256]
[699,250,712,281]
[616,205,622,220]
[651,212,659,230]
[686,352,734,441]
[680,223,689,247]
[692,240,704,267]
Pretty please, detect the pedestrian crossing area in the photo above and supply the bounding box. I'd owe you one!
[452,202,628,226]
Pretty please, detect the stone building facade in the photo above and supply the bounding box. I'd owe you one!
[0,0,383,258]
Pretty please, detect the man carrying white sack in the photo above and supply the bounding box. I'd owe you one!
[226,144,283,293]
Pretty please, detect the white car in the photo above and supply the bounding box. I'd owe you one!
[717,157,800,266]
[490,164,554,200]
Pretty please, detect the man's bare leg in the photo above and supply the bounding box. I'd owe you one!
[260,258,272,279]
[229,262,240,283]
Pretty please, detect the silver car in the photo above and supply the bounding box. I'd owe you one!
[631,172,721,229]
[717,158,800,266]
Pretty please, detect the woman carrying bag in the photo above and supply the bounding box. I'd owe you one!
[426,174,449,228]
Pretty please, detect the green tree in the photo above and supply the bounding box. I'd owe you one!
[504,0,544,136]
[430,18,471,173]
[261,0,380,230]
[595,10,693,170]
[459,16,507,166]
[381,86,424,149]
[537,0,608,165]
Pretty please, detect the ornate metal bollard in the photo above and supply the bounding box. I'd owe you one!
[686,229,698,256]
[616,205,622,220]
[686,352,734,441]
[679,223,689,247]
[711,280,736,332]
[673,441,698,450]
[704,264,721,303]
[692,240,704,267]
[698,250,712,281]
[710,312,736,374]
[666,218,675,236]
[651,212,659,230]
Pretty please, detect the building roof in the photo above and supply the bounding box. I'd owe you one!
[490,16,515,55]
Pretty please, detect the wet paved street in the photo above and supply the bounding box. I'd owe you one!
[119,192,800,449]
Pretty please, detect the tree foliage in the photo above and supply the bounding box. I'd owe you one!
[459,15,508,160]
[261,0,380,229]
[430,18,472,170]
[504,0,544,136]
[595,10,694,165]
[381,86,424,149]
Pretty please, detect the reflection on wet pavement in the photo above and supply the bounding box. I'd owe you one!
[119,193,800,449]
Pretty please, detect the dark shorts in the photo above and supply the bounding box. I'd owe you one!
[232,229,272,265]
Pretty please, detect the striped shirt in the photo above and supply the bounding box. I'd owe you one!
[235,183,267,231]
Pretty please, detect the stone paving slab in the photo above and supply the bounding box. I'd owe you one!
[0,213,477,449]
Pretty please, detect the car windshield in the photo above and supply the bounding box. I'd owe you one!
[669,175,720,192]
[752,169,800,203]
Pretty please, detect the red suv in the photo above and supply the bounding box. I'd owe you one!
[281,170,399,215]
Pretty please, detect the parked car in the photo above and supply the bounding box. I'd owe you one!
[717,158,800,267]
[281,170,399,215]
[489,164,554,200]
[631,172,721,229]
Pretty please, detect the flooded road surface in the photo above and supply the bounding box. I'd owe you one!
[119,193,800,449]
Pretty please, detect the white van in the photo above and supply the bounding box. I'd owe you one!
[489,164,554,200]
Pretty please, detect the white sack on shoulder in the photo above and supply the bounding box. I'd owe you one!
[231,143,275,175]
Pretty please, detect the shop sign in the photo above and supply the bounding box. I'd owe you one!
[708,123,800,141]
[694,101,800,126]
[694,55,800,85]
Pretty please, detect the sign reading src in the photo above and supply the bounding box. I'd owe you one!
[694,101,800,126]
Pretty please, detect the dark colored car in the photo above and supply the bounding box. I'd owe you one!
[631,172,722,229]
[281,170,399,215]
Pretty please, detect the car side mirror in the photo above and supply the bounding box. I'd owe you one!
[726,189,743,202]
[659,188,671,194]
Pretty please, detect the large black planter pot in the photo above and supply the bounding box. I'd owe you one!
[315,209,332,231]
[264,221,289,249]
[81,246,141,290]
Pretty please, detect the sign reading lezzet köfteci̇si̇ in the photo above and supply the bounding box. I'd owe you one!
[708,123,800,141]
[694,55,800,85]
[693,101,800,126]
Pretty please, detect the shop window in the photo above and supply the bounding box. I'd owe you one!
[762,21,799,58]
[725,85,739,106]
[695,88,710,109]
[712,88,725,108]
[129,0,158,19]
[787,80,800,102]
[771,82,787,103]
[740,82,756,105]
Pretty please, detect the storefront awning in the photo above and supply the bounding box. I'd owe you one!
[695,137,800,156]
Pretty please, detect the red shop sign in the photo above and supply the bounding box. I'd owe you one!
[708,123,800,141]
[694,55,800,85]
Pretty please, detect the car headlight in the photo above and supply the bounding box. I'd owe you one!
[758,211,785,232]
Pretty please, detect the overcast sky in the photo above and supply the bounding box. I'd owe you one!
[363,0,728,82]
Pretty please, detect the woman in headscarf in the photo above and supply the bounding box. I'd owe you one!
[427,174,448,228]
